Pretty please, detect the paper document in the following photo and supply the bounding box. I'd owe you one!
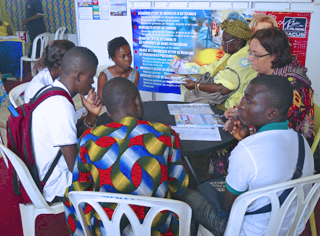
[170,56,199,74]
[175,114,224,127]
[168,103,214,115]
[172,126,221,141]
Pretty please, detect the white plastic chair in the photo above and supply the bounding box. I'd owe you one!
[197,174,320,236]
[20,32,49,81]
[68,191,192,236]
[0,143,64,236]
[54,26,66,40]
[8,82,30,108]
[0,119,7,167]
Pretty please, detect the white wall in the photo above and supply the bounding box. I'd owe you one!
[75,1,320,103]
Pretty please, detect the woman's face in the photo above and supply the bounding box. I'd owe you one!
[221,31,239,55]
[253,21,273,33]
[249,38,275,75]
[112,45,132,71]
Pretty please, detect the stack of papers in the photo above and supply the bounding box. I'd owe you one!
[168,103,223,141]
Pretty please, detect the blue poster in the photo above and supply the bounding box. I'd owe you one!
[131,9,223,94]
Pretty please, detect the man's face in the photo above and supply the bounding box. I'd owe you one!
[77,68,96,95]
[238,83,271,128]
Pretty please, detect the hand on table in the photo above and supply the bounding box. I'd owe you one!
[183,80,196,90]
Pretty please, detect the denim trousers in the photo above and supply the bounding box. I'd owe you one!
[181,189,228,236]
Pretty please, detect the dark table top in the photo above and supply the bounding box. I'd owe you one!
[97,101,236,156]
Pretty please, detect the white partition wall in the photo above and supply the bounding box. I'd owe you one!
[74,0,320,103]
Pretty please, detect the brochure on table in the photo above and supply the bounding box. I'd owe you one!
[168,103,223,141]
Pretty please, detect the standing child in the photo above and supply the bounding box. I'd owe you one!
[97,36,140,99]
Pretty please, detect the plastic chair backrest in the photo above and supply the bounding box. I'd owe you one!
[0,120,7,167]
[68,191,192,236]
[30,32,49,60]
[0,143,55,209]
[223,174,320,236]
[54,27,67,40]
[8,82,30,108]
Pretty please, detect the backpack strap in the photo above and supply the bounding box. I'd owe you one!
[246,131,305,215]
[30,86,75,185]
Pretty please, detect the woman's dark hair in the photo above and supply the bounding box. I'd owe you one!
[251,27,292,69]
[33,39,75,73]
[107,36,129,59]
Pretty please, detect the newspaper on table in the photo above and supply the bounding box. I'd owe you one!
[168,103,224,141]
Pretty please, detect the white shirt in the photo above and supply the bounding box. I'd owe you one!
[25,68,54,103]
[226,125,314,236]
[32,80,77,202]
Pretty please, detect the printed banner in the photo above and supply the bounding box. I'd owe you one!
[131,9,311,94]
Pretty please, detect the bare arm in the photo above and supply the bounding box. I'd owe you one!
[183,80,232,95]
[224,188,238,212]
[134,70,140,87]
[60,144,78,172]
[97,71,108,100]
[23,13,43,25]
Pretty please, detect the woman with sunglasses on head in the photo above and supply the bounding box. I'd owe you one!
[183,13,257,111]
[225,27,314,145]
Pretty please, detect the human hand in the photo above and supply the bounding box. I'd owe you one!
[81,88,102,117]
[224,108,238,119]
[22,19,29,25]
[227,116,250,141]
[183,80,196,90]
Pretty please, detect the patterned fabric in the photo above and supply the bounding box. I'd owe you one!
[4,0,76,34]
[64,117,189,236]
[220,19,252,41]
[272,56,314,145]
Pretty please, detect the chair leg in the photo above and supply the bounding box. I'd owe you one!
[19,203,36,236]
[310,211,318,236]
[20,58,23,82]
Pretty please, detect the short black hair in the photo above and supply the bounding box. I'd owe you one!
[251,27,292,69]
[102,77,139,115]
[107,36,129,59]
[250,74,293,118]
[61,46,98,75]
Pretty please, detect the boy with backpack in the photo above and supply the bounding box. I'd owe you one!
[30,47,102,202]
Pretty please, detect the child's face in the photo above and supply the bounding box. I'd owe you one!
[238,84,272,128]
[112,45,132,70]
[77,68,96,95]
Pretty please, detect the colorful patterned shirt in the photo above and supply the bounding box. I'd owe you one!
[64,117,189,236]
[272,56,314,145]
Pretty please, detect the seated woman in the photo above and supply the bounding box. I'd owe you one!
[24,39,75,103]
[183,16,257,111]
[97,36,140,99]
[0,20,13,36]
[226,27,314,145]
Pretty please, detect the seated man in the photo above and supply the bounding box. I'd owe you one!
[182,74,314,236]
[64,77,189,235]
[32,47,102,203]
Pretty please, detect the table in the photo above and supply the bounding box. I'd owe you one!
[0,38,24,78]
[97,101,236,156]
[97,101,237,185]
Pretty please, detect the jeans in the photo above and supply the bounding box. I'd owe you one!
[28,29,46,58]
[181,189,228,236]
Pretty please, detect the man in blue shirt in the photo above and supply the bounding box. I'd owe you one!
[23,0,46,57]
